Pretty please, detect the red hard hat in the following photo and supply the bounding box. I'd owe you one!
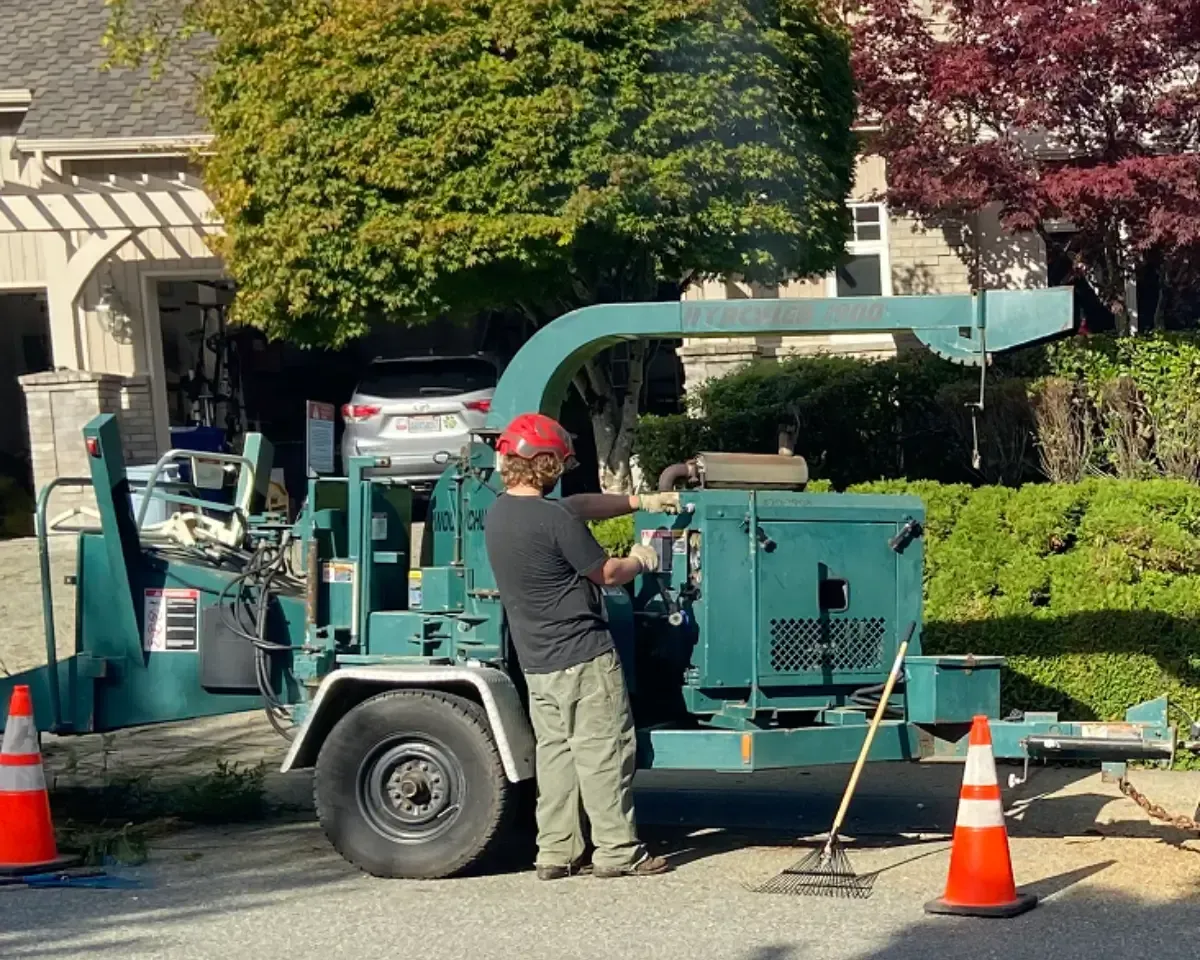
[497,413,576,466]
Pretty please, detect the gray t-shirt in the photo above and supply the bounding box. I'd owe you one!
[484,494,613,674]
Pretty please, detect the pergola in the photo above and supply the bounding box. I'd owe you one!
[0,172,218,367]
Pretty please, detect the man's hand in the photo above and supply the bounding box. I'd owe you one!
[628,544,659,573]
[636,492,681,514]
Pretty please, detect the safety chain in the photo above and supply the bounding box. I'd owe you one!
[1119,778,1200,832]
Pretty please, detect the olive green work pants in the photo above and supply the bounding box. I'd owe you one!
[524,649,642,870]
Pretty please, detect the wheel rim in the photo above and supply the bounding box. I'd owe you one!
[357,736,465,843]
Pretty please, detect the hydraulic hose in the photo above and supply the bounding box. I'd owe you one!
[215,537,300,740]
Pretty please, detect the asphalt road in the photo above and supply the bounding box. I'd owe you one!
[4,764,1199,960]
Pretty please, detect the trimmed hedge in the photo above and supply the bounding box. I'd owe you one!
[593,479,1200,727]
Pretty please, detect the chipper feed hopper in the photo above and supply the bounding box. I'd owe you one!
[1,290,1189,879]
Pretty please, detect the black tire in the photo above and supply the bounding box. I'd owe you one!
[314,689,514,879]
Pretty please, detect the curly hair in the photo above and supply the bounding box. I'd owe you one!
[499,452,563,491]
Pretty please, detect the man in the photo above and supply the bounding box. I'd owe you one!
[484,412,679,879]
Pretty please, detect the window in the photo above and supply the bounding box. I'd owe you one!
[827,203,891,298]
[355,357,499,399]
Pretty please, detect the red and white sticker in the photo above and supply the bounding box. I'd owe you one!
[143,588,200,652]
[641,528,687,554]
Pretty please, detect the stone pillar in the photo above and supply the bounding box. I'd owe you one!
[676,340,771,401]
[19,371,162,516]
[118,376,160,465]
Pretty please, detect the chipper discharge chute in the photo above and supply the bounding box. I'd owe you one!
[2,289,1190,880]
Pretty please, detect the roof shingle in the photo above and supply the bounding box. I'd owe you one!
[0,0,207,141]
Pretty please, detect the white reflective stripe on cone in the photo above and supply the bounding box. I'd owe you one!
[1,714,39,758]
[0,763,46,792]
[955,797,1006,829]
[963,744,998,787]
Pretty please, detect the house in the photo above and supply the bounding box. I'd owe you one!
[0,0,226,511]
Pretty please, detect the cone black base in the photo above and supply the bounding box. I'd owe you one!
[924,891,1038,919]
[0,853,83,878]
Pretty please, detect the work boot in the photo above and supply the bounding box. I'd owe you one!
[535,858,591,881]
[593,852,672,879]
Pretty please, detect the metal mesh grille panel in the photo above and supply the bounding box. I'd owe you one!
[768,618,887,673]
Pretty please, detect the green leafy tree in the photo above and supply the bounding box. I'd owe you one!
[106,0,857,490]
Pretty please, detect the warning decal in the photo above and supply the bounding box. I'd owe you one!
[143,588,200,652]
[640,528,687,554]
[321,561,355,584]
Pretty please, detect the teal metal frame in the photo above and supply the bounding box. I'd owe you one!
[485,291,1074,427]
[0,286,1180,780]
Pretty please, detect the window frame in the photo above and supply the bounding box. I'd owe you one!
[825,201,893,298]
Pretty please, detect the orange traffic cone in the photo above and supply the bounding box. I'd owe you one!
[0,685,77,875]
[925,715,1038,918]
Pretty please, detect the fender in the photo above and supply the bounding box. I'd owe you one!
[281,665,536,782]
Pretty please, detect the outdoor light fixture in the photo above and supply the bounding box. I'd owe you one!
[94,265,131,337]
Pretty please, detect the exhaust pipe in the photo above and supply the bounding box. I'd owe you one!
[657,461,696,492]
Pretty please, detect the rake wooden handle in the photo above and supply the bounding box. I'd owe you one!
[827,627,913,840]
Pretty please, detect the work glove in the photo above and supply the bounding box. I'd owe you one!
[637,492,681,514]
[628,543,660,574]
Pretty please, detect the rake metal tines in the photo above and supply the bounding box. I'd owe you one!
[749,840,876,899]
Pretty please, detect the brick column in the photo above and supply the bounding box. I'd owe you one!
[117,376,160,465]
[19,371,163,515]
[676,340,772,399]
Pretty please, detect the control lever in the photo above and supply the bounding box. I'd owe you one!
[741,518,777,552]
[659,580,685,627]
[648,528,685,626]
[888,518,923,552]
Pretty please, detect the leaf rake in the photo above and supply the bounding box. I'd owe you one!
[750,625,913,898]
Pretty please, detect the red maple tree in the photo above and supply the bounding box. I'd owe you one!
[851,0,1200,332]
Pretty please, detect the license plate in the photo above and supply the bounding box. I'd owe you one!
[405,415,440,434]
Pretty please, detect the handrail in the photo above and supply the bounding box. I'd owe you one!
[34,476,94,732]
[134,448,258,529]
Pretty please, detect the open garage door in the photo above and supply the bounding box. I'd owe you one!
[0,291,50,536]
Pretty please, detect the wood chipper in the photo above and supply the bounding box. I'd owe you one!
[1,289,1191,879]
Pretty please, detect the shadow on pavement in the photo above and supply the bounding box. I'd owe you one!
[0,821,359,955]
[632,761,1198,867]
[739,881,1200,960]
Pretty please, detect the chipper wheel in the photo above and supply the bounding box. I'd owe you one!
[314,689,515,879]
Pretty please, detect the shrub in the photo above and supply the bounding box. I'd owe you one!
[933,378,1040,487]
[1029,377,1093,483]
[639,333,1200,490]
[1044,333,1200,479]
[633,415,709,493]
[632,350,981,491]
[590,516,636,557]
[592,479,1200,725]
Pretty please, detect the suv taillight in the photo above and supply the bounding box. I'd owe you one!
[464,399,491,413]
[342,404,381,422]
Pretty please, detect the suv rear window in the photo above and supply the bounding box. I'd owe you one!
[356,358,498,399]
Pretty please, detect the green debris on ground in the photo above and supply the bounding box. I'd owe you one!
[50,760,269,865]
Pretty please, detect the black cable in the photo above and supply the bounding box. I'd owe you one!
[212,538,297,740]
[848,680,904,717]
[252,538,297,739]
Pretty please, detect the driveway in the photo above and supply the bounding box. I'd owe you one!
[4,754,1199,960]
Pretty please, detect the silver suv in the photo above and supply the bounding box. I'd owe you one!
[340,354,501,486]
